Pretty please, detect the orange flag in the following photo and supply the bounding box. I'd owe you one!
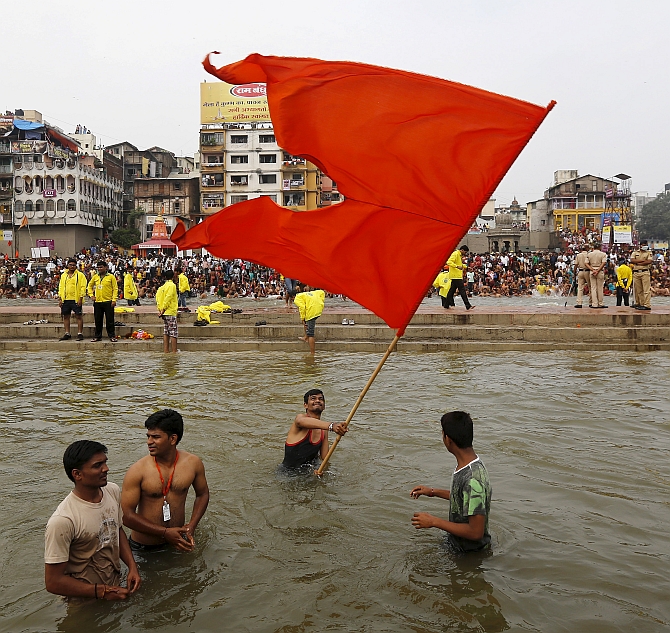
[19,216,28,229]
[173,53,554,333]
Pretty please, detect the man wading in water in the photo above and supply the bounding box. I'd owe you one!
[121,410,209,552]
[45,441,140,600]
[410,411,492,552]
[282,389,348,469]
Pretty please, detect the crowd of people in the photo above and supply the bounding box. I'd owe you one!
[0,232,668,304]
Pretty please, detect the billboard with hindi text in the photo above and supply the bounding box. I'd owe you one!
[200,82,270,123]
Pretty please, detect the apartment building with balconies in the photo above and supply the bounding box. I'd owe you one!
[548,170,616,232]
[199,120,336,215]
[1,114,123,256]
[133,173,200,240]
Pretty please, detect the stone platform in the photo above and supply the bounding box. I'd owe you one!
[0,303,668,352]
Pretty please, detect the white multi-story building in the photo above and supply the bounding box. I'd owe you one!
[227,123,282,206]
[201,123,282,210]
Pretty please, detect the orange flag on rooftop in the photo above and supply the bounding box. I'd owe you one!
[19,216,28,229]
[173,53,555,333]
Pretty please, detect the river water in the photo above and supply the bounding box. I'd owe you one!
[1,349,669,632]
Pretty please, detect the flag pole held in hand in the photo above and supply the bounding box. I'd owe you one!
[316,333,401,476]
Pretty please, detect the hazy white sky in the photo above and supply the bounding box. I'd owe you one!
[6,0,668,203]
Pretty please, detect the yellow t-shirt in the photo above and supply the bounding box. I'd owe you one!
[58,270,87,302]
[446,250,465,279]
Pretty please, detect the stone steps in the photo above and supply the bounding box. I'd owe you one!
[0,337,667,353]
[3,322,669,343]
[0,310,667,327]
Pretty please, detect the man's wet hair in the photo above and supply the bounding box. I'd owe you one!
[162,270,174,280]
[63,440,107,482]
[304,388,325,404]
[440,411,474,448]
[145,409,183,443]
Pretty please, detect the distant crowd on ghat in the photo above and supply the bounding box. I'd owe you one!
[0,229,669,302]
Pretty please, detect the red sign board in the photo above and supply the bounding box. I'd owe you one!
[36,239,55,250]
[43,189,57,198]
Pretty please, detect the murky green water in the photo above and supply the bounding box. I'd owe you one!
[1,349,669,632]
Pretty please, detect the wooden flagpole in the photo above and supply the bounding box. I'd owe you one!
[315,332,401,476]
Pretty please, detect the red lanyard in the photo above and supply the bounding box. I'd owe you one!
[154,451,179,500]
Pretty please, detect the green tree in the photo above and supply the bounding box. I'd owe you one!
[110,228,141,249]
[637,193,670,240]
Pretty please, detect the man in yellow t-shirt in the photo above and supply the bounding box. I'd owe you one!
[294,286,326,355]
[87,261,119,342]
[156,270,179,353]
[433,265,454,309]
[58,259,87,341]
[445,245,474,310]
[177,268,191,312]
[615,258,632,307]
[124,268,140,306]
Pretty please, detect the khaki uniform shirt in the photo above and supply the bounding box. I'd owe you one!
[575,251,589,270]
[631,249,653,271]
[587,249,607,273]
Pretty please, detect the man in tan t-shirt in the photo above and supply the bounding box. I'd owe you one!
[45,440,140,600]
[586,242,608,308]
[573,244,591,308]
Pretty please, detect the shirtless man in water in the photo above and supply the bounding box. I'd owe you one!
[282,389,348,468]
[121,409,209,552]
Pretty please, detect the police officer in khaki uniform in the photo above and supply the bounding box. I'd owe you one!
[573,244,591,308]
[586,242,608,308]
[630,240,653,310]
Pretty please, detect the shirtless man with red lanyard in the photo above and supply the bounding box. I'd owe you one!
[282,389,348,469]
[121,409,209,552]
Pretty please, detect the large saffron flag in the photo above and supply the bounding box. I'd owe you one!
[173,53,554,333]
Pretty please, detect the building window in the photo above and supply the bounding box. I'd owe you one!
[259,174,277,184]
[205,155,223,164]
[174,200,181,212]
[14,200,23,215]
[57,199,65,212]
[259,134,276,143]
[283,194,304,207]
[230,195,248,204]
[261,194,278,202]
[203,196,224,209]
[592,180,597,191]
[174,182,182,191]
[230,135,248,144]
[259,154,277,164]
[202,174,224,187]
[202,132,223,146]
[230,175,249,185]
[230,155,249,164]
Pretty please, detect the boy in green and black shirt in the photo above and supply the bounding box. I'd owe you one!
[410,411,492,552]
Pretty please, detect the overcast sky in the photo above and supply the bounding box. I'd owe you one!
[6,0,668,204]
